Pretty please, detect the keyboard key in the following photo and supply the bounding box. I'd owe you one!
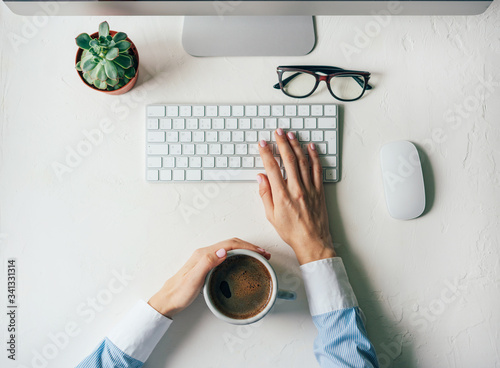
[222,144,235,155]
[186,119,198,130]
[206,105,218,116]
[216,157,228,167]
[245,131,257,142]
[147,106,165,117]
[189,157,202,168]
[147,119,159,129]
[160,118,172,130]
[324,105,337,116]
[248,144,259,154]
[304,118,316,129]
[265,118,278,129]
[298,105,310,116]
[272,105,284,116]
[166,132,179,142]
[213,118,224,129]
[166,106,179,117]
[173,170,185,181]
[320,156,337,167]
[325,131,337,154]
[209,144,222,155]
[317,143,327,154]
[202,169,266,181]
[232,106,244,116]
[147,170,159,180]
[229,157,241,167]
[235,144,247,154]
[298,131,310,142]
[159,170,172,181]
[193,131,205,142]
[258,105,271,116]
[311,105,323,116]
[177,157,188,167]
[226,118,238,129]
[147,131,165,142]
[219,131,231,142]
[199,118,211,129]
[203,157,215,167]
[170,144,181,155]
[147,144,168,155]
[255,157,264,168]
[324,168,338,181]
[252,118,264,129]
[179,106,192,117]
[180,132,192,142]
[173,118,185,130]
[239,118,251,129]
[183,144,195,155]
[233,131,244,142]
[278,118,291,129]
[193,106,205,116]
[186,170,202,181]
[285,105,297,116]
[206,131,218,142]
[147,157,162,168]
[318,118,336,129]
[291,118,304,129]
[196,144,208,155]
[163,157,175,168]
[219,106,231,117]
[258,131,271,142]
[311,131,324,142]
[242,157,254,167]
[245,105,257,116]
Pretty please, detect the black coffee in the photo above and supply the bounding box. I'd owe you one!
[209,255,272,320]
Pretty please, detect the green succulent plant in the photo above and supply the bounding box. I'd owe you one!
[75,21,136,91]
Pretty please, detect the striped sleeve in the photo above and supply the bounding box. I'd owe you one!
[76,300,172,368]
[301,258,379,368]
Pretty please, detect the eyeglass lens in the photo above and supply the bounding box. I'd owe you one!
[281,71,366,100]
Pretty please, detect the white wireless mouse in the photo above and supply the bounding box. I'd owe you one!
[380,140,426,220]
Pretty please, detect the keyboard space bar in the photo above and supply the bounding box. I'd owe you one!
[202,169,282,181]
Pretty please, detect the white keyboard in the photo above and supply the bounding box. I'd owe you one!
[145,104,339,182]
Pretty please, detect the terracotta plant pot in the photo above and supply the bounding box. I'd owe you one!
[75,30,139,95]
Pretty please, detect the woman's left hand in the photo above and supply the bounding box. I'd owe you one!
[148,238,271,319]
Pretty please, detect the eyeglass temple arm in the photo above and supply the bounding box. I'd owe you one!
[273,70,372,90]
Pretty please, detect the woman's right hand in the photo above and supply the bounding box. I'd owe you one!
[257,128,336,265]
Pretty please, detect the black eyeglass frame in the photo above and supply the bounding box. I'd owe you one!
[274,65,372,102]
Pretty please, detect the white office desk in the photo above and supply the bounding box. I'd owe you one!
[1,3,500,367]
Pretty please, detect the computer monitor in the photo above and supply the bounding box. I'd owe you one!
[3,0,492,56]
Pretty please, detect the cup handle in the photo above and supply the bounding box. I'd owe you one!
[277,289,296,300]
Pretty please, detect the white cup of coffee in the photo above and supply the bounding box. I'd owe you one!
[203,249,296,325]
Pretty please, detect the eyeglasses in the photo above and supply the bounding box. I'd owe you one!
[274,65,372,101]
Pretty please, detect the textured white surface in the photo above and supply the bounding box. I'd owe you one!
[1,2,500,367]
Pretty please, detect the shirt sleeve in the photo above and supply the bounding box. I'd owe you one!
[300,258,379,368]
[76,300,172,367]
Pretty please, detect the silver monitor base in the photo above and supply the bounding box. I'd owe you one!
[182,16,315,57]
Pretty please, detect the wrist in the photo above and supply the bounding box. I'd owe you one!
[295,239,336,265]
[148,290,177,319]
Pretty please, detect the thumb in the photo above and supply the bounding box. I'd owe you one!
[257,174,274,222]
[192,248,227,280]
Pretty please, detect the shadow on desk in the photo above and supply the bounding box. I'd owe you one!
[325,184,418,368]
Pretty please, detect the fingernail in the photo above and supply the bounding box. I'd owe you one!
[259,140,267,147]
[256,175,263,184]
[287,132,296,140]
[257,247,266,253]
[276,128,284,136]
[310,143,316,151]
[216,248,226,258]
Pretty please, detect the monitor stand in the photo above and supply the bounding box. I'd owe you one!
[182,16,315,57]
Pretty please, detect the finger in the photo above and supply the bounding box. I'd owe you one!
[258,140,286,196]
[307,143,324,192]
[191,247,228,279]
[274,129,303,192]
[209,238,271,260]
[285,131,312,190]
[257,174,275,223]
